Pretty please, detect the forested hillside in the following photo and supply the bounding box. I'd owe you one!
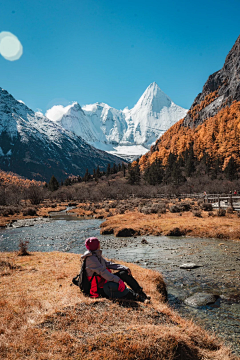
[137,36,240,185]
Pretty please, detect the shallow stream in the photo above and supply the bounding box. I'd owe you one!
[0,212,239,355]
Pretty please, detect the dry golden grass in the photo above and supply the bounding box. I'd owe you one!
[100,211,240,240]
[0,252,237,360]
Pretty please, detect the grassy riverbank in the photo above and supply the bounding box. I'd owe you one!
[0,251,237,359]
[0,202,67,228]
[68,198,240,241]
[100,210,240,240]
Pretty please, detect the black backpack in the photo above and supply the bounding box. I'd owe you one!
[72,258,97,296]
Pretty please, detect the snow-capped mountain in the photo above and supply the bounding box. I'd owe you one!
[0,87,123,181]
[46,83,188,161]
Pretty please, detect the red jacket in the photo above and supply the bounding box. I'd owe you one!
[87,269,112,298]
[81,249,128,298]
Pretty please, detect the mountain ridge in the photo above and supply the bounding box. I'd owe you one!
[0,87,123,181]
[47,82,188,161]
[184,35,240,128]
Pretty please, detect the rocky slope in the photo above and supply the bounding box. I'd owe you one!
[0,88,123,181]
[184,35,240,127]
[47,83,187,161]
[139,35,240,170]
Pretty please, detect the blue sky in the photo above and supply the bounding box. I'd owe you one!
[0,0,240,113]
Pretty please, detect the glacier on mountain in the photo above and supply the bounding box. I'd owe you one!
[46,82,188,160]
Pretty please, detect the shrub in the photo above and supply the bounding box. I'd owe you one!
[201,203,213,211]
[27,185,44,205]
[192,210,202,217]
[0,206,20,216]
[197,199,204,206]
[22,208,37,216]
[117,206,126,214]
[158,205,166,214]
[0,189,6,205]
[180,202,191,211]
[217,208,226,217]
[18,240,30,256]
[140,206,152,215]
[226,207,234,214]
[169,205,182,213]
[109,201,118,208]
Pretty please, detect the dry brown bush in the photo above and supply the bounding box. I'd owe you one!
[0,206,21,216]
[192,210,202,217]
[169,205,182,213]
[201,203,213,211]
[218,208,226,217]
[17,240,30,256]
[22,207,37,216]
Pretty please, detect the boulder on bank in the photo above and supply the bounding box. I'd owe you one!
[184,292,219,308]
[100,227,114,235]
[180,263,202,269]
[166,227,185,236]
[115,228,137,237]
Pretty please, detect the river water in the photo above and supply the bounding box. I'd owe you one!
[0,213,239,355]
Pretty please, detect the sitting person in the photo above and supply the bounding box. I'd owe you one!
[81,237,150,302]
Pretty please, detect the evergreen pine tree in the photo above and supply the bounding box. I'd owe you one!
[96,166,101,179]
[185,144,196,177]
[164,152,178,184]
[144,158,163,185]
[83,168,90,182]
[106,164,111,176]
[211,157,222,180]
[48,175,59,192]
[224,157,238,181]
[64,177,72,186]
[128,164,141,185]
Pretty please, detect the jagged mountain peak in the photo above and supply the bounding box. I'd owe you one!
[133,82,172,112]
[46,102,84,122]
[224,35,240,69]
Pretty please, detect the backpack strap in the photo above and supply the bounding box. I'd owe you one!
[89,272,97,283]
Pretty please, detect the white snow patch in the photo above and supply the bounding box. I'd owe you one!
[108,145,149,162]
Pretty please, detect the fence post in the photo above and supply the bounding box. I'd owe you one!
[218,196,220,209]
[230,194,233,209]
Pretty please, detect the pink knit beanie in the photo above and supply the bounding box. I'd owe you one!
[85,237,100,251]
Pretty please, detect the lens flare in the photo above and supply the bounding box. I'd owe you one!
[0,31,23,61]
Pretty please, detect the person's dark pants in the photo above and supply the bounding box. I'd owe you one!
[102,270,143,300]
[114,270,142,293]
